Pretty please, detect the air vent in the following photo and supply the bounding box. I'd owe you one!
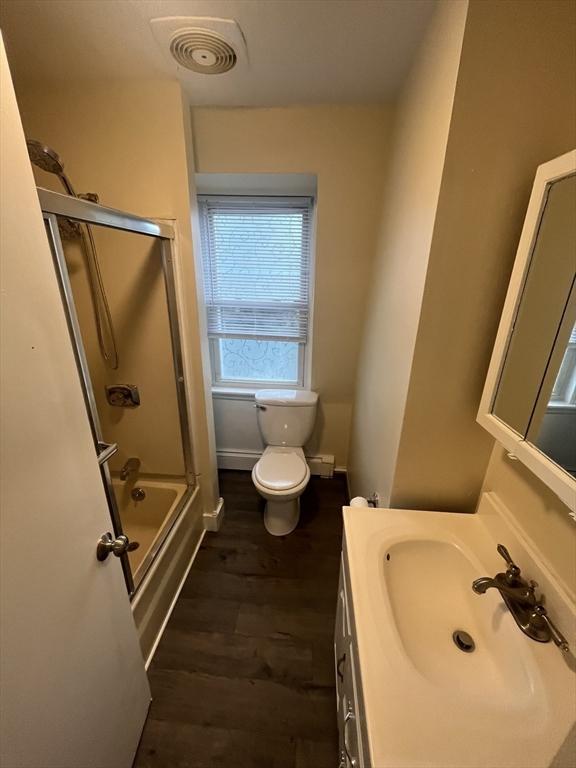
[170,29,237,74]
[150,17,248,77]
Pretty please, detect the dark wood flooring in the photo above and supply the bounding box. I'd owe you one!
[133,469,346,768]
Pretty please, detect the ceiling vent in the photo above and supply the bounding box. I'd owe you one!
[170,30,236,74]
[150,17,248,76]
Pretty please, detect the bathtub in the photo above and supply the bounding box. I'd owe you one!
[111,476,190,588]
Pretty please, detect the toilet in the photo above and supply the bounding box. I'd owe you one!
[252,389,318,536]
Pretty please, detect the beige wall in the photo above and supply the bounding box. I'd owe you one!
[482,447,575,593]
[348,0,469,500]
[61,229,185,477]
[348,0,575,589]
[191,105,392,467]
[15,79,219,515]
[391,0,576,513]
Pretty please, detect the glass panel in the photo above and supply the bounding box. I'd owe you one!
[492,175,576,435]
[55,216,191,588]
[527,309,576,478]
[217,338,300,383]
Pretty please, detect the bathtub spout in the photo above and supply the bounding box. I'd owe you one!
[120,457,140,481]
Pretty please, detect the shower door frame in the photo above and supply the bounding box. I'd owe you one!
[38,188,196,596]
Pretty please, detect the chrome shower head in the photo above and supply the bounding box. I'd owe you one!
[26,139,65,175]
[26,139,76,196]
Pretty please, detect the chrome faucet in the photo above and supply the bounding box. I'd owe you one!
[472,544,570,652]
[120,457,140,481]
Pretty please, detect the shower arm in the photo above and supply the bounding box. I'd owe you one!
[59,173,76,197]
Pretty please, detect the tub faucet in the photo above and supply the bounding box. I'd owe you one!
[472,544,569,652]
[120,457,140,481]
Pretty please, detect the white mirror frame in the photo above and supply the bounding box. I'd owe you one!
[478,149,576,512]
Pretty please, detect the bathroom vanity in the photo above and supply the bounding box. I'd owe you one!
[335,493,576,768]
[335,546,369,768]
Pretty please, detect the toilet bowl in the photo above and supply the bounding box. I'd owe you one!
[252,447,311,535]
[252,389,318,536]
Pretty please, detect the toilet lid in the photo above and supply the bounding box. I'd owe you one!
[254,451,308,491]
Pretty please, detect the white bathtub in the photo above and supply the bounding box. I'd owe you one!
[111,476,189,587]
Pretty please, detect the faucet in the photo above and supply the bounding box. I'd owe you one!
[120,457,140,481]
[473,576,537,606]
[472,544,570,652]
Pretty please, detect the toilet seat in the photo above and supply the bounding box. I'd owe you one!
[253,448,308,492]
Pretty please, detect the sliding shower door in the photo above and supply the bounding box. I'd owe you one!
[40,190,195,594]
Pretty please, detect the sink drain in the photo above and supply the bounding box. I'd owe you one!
[452,630,475,653]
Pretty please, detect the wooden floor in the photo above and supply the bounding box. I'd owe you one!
[133,469,346,768]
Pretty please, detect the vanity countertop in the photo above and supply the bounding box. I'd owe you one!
[343,492,576,768]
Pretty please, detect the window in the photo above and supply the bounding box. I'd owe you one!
[549,324,576,408]
[199,196,313,387]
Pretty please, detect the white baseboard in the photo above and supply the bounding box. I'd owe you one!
[216,450,258,471]
[308,455,335,477]
[203,496,225,531]
[217,449,335,477]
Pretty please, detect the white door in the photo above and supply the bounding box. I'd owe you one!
[0,35,151,768]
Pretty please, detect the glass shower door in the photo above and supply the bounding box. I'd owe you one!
[41,192,195,594]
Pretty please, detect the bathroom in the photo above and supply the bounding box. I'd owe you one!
[0,0,574,766]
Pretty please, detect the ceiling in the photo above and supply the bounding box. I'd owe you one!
[0,0,436,106]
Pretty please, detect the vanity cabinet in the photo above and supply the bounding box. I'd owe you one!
[337,500,576,768]
[334,551,370,768]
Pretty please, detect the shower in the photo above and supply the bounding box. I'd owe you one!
[26,139,119,370]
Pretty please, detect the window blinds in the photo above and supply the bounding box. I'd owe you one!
[199,196,312,343]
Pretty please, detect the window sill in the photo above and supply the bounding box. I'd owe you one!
[546,401,576,414]
[212,387,259,401]
[211,385,306,400]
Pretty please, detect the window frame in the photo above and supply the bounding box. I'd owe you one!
[199,194,315,391]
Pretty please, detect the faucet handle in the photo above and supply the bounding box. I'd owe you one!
[532,605,570,652]
[497,544,521,582]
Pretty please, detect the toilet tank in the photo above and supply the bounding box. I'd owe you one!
[255,389,318,447]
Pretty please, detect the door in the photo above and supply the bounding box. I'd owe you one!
[0,34,150,768]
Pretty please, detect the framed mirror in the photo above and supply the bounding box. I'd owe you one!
[478,150,576,511]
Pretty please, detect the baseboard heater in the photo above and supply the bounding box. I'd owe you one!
[216,449,335,478]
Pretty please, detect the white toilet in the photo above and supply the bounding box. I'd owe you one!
[252,389,318,536]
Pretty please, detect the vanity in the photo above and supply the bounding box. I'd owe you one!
[335,494,576,768]
[335,150,576,767]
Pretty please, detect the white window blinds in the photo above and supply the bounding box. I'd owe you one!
[198,196,313,342]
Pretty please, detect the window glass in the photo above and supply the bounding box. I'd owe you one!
[218,339,300,383]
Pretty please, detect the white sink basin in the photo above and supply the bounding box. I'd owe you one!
[384,539,535,703]
[344,492,576,768]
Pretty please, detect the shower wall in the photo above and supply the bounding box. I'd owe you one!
[14,78,219,517]
[60,224,185,478]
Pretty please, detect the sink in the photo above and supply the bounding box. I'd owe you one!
[383,539,535,705]
[343,492,576,768]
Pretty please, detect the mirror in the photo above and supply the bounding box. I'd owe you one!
[478,151,576,509]
[527,312,576,477]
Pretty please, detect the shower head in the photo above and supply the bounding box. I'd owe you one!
[26,139,65,175]
[26,139,76,195]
